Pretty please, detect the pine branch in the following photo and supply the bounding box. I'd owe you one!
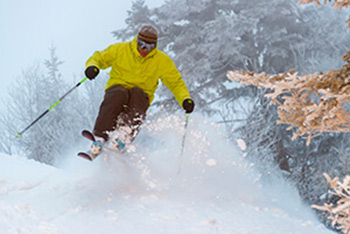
[227,51,350,145]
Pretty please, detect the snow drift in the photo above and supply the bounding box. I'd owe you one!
[0,114,334,233]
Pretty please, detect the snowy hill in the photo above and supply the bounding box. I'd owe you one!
[0,115,335,234]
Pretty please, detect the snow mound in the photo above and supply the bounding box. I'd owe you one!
[0,114,334,233]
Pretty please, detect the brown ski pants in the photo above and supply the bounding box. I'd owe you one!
[93,85,150,142]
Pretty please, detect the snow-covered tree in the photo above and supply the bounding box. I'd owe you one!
[112,0,154,41]
[1,48,78,163]
[12,47,71,163]
[0,44,110,164]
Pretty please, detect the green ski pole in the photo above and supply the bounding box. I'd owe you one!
[178,114,189,175]
[17,77,88,138]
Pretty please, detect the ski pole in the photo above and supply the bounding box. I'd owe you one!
[17,77,88,138]
[178,114,189,175]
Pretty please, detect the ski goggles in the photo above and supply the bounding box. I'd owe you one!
[137,37,156,51]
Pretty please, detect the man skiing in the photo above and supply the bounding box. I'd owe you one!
[83,25,194,159]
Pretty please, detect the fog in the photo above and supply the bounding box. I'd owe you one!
[0,0,164,112]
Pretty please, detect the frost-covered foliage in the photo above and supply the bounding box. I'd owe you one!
[312,173,350,234]
[227,51,350,145]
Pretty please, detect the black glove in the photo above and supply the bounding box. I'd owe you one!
[85,66,99,80]
[182,99,195,114]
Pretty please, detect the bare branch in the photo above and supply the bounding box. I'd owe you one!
[298,0,350,28]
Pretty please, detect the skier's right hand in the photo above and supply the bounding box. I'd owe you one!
[85,66,100,80]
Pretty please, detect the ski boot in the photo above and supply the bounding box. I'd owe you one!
[89,138,105,160]
[113,138,125,150]
[78,139,104,161]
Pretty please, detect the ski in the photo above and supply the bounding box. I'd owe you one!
[77,130,101,161]
[82,129,95,142]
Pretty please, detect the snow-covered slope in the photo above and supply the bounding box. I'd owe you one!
[0,115,334,234]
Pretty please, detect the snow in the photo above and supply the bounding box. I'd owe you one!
[0,115,335,234]
[236,139,247,151]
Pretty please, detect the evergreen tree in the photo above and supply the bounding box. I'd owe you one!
[8,64,50,162]
[112,0,154,41]
[1,46,96,164]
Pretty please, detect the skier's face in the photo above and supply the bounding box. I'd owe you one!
[138,46,151,57]
[137,37,156,57]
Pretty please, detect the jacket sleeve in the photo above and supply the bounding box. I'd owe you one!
[85,43,118,69]
[160,56,191,107]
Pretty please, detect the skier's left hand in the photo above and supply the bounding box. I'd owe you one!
[182,99,195,114]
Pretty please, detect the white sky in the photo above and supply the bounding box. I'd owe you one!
[0,0,164,112]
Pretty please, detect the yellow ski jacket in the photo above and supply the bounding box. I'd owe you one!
[86,36,191,106]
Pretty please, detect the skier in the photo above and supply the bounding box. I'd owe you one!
[83,25,194,159]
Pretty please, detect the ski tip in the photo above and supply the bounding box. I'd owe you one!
[81,129,91,136]
[81,130,96,142]
[77,152,93,161]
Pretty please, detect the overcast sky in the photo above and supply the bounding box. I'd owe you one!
[0,0,164,112]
